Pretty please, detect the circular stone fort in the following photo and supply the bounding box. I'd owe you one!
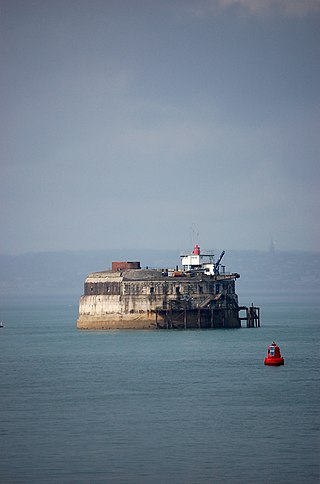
[77,246,260,330]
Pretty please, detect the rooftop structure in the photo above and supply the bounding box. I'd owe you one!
[180,245,225,275]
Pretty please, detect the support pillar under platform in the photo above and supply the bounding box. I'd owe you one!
[239,305,260,328]
[155,307,241,329]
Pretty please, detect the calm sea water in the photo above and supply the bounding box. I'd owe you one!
[0,295,319,484]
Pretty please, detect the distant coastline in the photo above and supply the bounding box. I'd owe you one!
[0,249,319,301]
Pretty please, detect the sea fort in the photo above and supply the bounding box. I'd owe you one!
[77,245,260,330]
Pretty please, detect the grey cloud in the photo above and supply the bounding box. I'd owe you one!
[1,0,319,253]
[188,0,320,16]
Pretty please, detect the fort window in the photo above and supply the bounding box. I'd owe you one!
[150,287,154,294]
[176,287,180,294]
[199,286,203,294]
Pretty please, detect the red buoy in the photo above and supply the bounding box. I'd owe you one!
[264,342,284,366]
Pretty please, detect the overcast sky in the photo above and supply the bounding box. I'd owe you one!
[1,0,319,254]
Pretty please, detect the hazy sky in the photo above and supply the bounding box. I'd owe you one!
[1,0,319,254]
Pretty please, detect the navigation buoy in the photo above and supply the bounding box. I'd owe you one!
[264,341,284,366]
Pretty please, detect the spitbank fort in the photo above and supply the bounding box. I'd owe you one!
[77,245,260,330]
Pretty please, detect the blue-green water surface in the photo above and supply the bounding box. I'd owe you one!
[0,296,319,483]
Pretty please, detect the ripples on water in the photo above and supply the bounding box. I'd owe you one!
[0,297,319,483]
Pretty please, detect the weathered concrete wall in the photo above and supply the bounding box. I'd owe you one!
[77,311,157,330]
[77,293,157,328]
[77,302,241,330]
[78,293,163,317]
